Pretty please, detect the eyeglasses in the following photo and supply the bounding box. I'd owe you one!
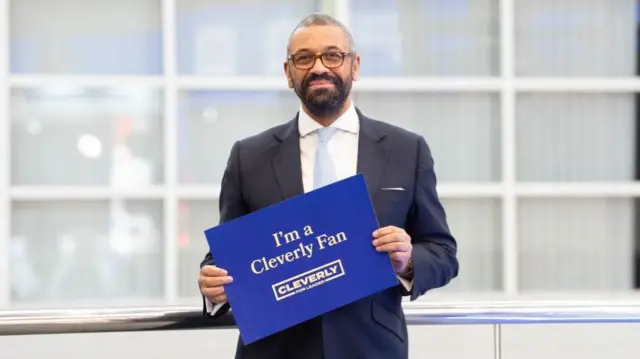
[289,51,354,70]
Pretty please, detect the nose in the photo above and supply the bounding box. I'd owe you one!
[309,56,328,74]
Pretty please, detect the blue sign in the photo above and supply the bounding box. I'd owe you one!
[204,174,399,344]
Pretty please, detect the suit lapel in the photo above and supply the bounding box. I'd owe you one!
[356,112,388,200]
[271,116,304,201]
[270,110,387,201]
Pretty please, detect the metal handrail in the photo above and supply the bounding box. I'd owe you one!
[1,300,640,336]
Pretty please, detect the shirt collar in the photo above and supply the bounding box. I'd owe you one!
[298,102,359,137]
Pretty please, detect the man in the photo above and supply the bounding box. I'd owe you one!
[198,13,458,359]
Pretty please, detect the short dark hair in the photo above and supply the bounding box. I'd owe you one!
[286,13,356,57]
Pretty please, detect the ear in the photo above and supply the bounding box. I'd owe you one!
[351,54,361,82]
[283,61,294,89]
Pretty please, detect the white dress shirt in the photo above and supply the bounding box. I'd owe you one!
[206,103,412,315]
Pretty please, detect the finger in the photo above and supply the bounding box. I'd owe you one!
[202,286,225,298]
[201,265,228,277]
[372,233,409,247]
[372,226,402,238]
[203,288,228,304]
[200,275,233,288]
[212,294,227,303]
[389,252,409,262]
[375,242,411,253]
[201,275,233,287]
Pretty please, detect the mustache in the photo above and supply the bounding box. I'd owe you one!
[303,73,341,88]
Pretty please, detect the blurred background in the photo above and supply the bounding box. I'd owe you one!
[0,0,638,311]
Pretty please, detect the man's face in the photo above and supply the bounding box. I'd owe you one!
[284,25,360,117]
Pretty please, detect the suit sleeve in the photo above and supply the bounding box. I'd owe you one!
[201,140,247,318]
[404,136,459,301]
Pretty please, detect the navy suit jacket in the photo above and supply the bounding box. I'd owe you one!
[201,109,458,359]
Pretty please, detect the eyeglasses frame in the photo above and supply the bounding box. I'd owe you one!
[287,51,356,70]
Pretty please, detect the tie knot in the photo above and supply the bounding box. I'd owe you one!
[317,127,337,143]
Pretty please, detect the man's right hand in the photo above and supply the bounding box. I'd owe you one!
[199,265,234,304]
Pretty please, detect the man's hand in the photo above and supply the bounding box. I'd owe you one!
[199,265,233,304]
[372,226,413,276]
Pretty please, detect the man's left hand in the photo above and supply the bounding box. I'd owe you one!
[372,226,413,276]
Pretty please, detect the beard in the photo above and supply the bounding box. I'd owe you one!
[294,72,352,118]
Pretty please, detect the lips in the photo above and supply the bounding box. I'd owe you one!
[309,80,333,86]
[305,74,338,88]
[309,80,334,88]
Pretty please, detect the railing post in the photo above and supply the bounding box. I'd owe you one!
[494,324,502,359]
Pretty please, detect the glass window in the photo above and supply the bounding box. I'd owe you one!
[177,200,218,299]
[514,0,636,77]
[178,90,299,184]
[176,0,322,76]
[352,92,501,182]
[518,198,634,291]
[516,93,635,182]
[429,199,502,294]
[11,87,164,186]
[348,0,499,76]
[10,200,164,305]
[9,0,162,74]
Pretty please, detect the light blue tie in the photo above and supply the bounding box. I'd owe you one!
[313,127,338,189]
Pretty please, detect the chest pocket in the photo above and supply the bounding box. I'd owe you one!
[372,189,412,228]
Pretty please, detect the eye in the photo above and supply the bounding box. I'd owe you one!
[324,52,343,61]
[294,53,313,64]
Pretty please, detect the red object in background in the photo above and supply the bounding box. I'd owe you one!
[179,202,190,216]
[178,233,191,247]
[178,202,191,247]
[115,117,134,145]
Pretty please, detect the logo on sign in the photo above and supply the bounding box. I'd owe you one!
[271,260,345,301]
